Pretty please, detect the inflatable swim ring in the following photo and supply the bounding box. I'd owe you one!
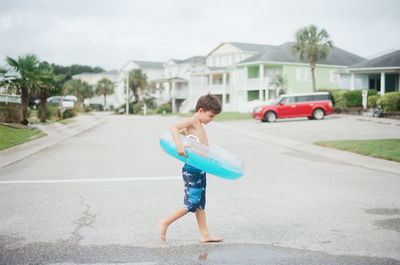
[159,131,244,180]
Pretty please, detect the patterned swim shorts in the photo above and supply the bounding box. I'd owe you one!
[182,164,207,212]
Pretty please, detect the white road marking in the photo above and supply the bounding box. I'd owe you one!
[0,176,180,185]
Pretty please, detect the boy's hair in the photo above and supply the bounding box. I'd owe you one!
[195,94,222,114]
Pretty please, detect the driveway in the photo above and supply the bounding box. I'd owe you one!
[0,114,399,264]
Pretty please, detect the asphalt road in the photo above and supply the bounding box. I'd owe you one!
[0,114,399,265]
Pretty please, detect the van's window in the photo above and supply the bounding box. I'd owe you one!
[295,96,312,103]
[283,97,295,103]
[311,94,331,101]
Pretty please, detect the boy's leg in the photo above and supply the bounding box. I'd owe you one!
[158,207,189,242]
[195,209,224,243]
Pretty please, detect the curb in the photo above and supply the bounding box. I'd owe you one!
[0,116,103,169]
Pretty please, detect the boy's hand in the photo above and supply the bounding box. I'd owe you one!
[177,144,189,158]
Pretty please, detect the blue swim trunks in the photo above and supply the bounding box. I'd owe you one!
[182,164,206,212]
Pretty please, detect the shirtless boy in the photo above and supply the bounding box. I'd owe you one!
[158,94,224,243]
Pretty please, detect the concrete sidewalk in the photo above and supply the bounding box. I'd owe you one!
[0,113,105,169]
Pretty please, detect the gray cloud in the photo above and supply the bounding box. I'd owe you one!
[1,0,399,70]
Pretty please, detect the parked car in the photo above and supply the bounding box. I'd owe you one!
[252,92,334,122]
[46,96,76,109]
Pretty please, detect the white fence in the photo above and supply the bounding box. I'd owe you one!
[0,94,21,104]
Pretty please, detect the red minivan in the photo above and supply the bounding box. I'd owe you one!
[252,92,334,122]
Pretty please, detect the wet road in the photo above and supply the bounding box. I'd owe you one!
[1,114,399,264]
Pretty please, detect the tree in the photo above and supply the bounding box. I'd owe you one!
[32,62,65,123]
[96,78,114,107]
[269,74,288,96]
[291,25,333,92]
[128,69,147,103]
[63,79,93,105]
[51,64,105,82]
[6,54,46,124]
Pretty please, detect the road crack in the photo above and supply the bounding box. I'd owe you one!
[69,194,96,245]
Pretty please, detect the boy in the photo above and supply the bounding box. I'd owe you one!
[158,94,224,243]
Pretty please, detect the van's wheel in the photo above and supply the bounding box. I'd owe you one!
[263,111,277,122]
[313,108,325,120]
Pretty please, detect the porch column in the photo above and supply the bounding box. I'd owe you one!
[398,73,400,91]
[209,74,212,92]
[244,66,248,90]
[350,73,355,90]
[172,81,176,113]
[233,68,238,112]
[222,72,227,108]
[201,74,204,90]
[380,72,385,95]
[259,64,264,101]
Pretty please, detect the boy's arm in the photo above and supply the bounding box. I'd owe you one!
[170,118,194,158]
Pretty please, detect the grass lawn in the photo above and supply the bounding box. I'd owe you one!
[177,112,252,121]
[28,117,57,123]
[0,124,46,150]
[58,119,76,125]
[315,139,400,162]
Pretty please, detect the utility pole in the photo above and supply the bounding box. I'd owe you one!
[126,71,129,115]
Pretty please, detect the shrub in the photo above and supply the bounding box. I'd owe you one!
[367,95,380,108]
[156,104,172,114]
[62,108,77,119]
[343,90,362,108]
[0,103,22,123]
[330,90,347,110]
[132,102,144,114]
[38,103,58,120]
[377,92,400,112]
[84,106,92,112]
[367,89,378,96]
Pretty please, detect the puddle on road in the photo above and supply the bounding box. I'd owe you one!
[365,208,400,216]
[365,208,400,233]
[1,235,399,265]
[374,218,400,233]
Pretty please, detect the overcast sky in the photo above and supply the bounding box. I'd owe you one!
[1,0,399,70]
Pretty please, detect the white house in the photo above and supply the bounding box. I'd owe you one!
[72,70,119,109]
[155,56,206,112]
[119,60,164,106]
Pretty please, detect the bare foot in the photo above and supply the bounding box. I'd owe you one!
[200,234,224,243]
[158,219,167,242]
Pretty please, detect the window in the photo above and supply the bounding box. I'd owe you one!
[215,56,220,67]
[247,90,259,101]
[228,55,233,65]
[311,94,331,101]
[264,68,280,78]
[296,68,312,81]
[282,96,295,103]
[295,96,312,103]
[330,70,340,83]
[235,54,241,63]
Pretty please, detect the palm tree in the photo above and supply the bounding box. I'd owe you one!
[291,25,333,92]
[128,69,147,103]
[63,79,93,106]
[33,63,65,122]
[6,54,44,124]
[269,74,288,97]
[96,78,114,107]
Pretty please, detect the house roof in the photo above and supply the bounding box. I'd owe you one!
[133,60,164,69]
[170,56,205,64]
[73,70,119,77]
[229,42,274,53]
[239,42,364,66]
[349,50,400,69]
